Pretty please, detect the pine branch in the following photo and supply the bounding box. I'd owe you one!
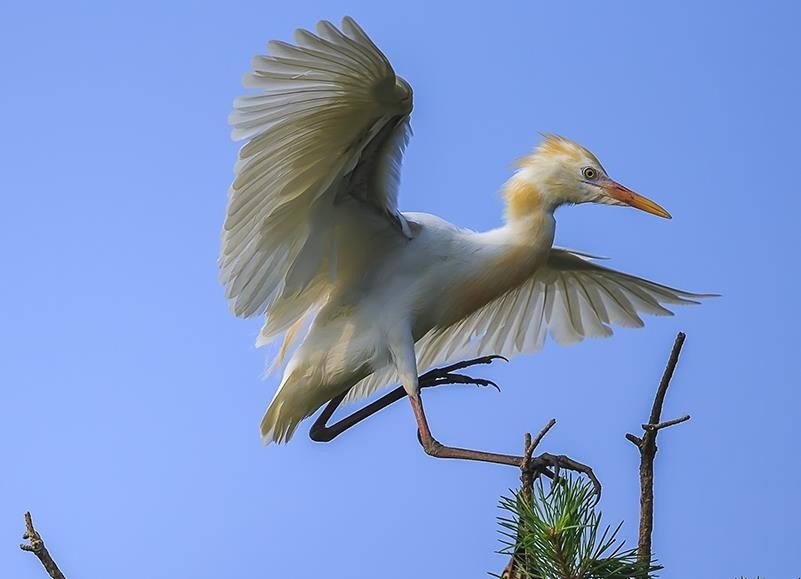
[496,477,657,578]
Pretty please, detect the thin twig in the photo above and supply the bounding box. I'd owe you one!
[20,512,67,579]
[528,419,557,459]
[625,433,643,446]
[521,432,533,504]
[626,332,691,576]
[642,415,690,431]
[520,418,557,502]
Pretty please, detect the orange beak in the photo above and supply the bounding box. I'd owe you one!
[599,177,672,219]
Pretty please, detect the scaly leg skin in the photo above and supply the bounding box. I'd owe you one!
[409,391,601,499]
[308,356,506,443]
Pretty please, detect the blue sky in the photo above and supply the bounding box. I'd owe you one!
[2,1,800,577]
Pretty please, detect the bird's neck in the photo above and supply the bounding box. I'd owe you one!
[482,206,556,278]
[494,173,558,258]
[436,198,555,329]
[502,173,560,221]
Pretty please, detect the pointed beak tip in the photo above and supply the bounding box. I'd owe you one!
[639,203,672,220]
[603,179,672,220]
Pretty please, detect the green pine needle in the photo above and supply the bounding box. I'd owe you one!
[495,476,661,579]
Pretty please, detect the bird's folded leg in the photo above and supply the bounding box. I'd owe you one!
[309,388,404,442]
[308,355,506,442]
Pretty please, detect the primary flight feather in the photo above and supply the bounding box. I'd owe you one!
[220,17,712,446]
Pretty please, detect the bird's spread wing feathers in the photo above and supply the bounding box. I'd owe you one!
[345,248,713,402]
[220,17,413,344]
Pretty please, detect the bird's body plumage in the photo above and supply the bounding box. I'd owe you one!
[260,210,551,441]
[220,17,712,443]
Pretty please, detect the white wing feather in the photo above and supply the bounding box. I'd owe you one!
[220,17,413,348]
[345,248,714,402]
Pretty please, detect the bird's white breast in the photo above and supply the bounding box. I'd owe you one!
[327,211,555,343]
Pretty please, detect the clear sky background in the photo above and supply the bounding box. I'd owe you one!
[2,1,800,577]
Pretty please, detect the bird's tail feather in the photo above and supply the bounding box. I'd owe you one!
[260,398,299,445]
[260,392,312,445]
[260,370,340,444]
[261,392,314,445]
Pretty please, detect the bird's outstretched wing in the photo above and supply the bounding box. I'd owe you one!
[220,17,413,342]
[346,248,714,401]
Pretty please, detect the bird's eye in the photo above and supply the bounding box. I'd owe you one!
[582,167,597,180]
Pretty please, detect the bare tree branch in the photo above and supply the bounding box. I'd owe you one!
[626,331,691,574]
[20,512,67,579]
[642,415,690,431]
[520,418,557,503]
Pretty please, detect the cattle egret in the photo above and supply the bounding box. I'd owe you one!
[221,17,712,470]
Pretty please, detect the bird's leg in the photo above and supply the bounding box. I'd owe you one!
[409,393,518,466]
[308,356,505,443]
[409,391,602,498]
[309,387,406,442]
[307,355,601,496]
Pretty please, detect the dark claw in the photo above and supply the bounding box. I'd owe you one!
[478,378,501,392]
[438,372,500,391]
[482,354,509,364]
[551,455,562,486]
[526,452,602,503]
[418,355,506,390]
[420,355,508,383]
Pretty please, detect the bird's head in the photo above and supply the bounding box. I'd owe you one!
[503,134,671,221]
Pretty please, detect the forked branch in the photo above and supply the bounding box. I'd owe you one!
[626,332,691,573]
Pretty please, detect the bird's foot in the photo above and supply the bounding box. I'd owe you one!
[524,452,602,502]
[419,355,507,391]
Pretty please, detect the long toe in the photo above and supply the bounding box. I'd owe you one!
[527,453,602,502]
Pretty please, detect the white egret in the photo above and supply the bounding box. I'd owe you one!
[220,17,712,471]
